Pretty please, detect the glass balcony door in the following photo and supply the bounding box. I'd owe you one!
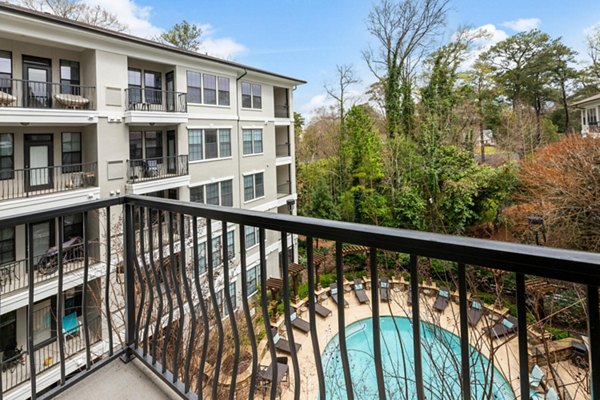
[23,56,52,108]
[25,134,53,192]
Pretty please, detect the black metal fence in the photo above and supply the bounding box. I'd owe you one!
[0,196,598,400]
[127,155,189,183]
[124,88,187,113]
[0,79,96,110]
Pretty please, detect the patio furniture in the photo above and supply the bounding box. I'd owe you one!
[36,236,83,275]
[63,312,81,337]
[330,283,349,308]
[353,278,369,304]
[571,340,589,368]
[1,343,24,373]
[314,297,332,318]
[433,287,450,312]
[143,159,159,178]
[545,387,558,400]
[289,309,310,333]
[0,91,16,106]
[380,277,390,302]
[487,315,518,339]
[271,328,301,354]
[54,93,90,109]
[529,364,545,389]
[467,297,484,326]
[0,262,18,290]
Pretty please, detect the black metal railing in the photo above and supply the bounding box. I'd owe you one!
[274,104,289,118]
[0,162,97,201]
[277,181,291,197]
[127,155,189,183]
[0,79,96,110]
[276,143,291,157]
[124,88,187,113]
[0,196,599,400]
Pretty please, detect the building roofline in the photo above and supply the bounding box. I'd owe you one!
[571,93,600,107]
[0,2,306,85]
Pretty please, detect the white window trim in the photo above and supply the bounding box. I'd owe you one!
[240,81,262,110]
[188,128,232,162]
[242,171,266,204]
[186,70,232,107]
[245,262,260,297]
[189,176,235,188]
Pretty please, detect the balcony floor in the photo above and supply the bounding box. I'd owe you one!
[56,358,180,400]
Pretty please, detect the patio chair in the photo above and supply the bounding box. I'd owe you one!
[63,312,81,337]
[314,297,332,318]
[529,364,545,389]
[545,387,558,400]
[271,328,301,355]
[433,287,450,312]
[330,283,349,308]
[487,315,518,339]
[289,309,310,333]
[380,277,390,302]
[468,297,484,326]
[353,278,369,304]
[143,159,159,177]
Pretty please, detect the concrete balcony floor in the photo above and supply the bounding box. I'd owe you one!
[56,358,180,400]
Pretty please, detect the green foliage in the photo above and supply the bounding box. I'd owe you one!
[319,273,337,288]
[156,20,203,51]
[546,325,571,340]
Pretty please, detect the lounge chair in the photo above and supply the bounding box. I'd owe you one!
[487,315,518,339]
[433,287,450,312]
[380,277,390,302]
[289,309,310,333]
[529,364,545,389]
[353,278,369,304]
[271,328,301,354]
[546,387,558,400]
[314,298,332,318]
[330,283,349,308]
[468,297,484,326]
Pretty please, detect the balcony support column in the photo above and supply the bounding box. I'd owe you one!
[121,203,136,363]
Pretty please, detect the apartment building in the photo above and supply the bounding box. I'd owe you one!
[0,3,303,398]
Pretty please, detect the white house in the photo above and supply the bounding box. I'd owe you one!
[572,93,600,138]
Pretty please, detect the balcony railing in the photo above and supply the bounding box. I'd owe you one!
[126,155,189,184]
[124,88,187,113]
[0,196,599,400]
[276,143,291,157]
[0,79,96,110]
[0,162,97,201]
[277,181,291,197]
[274,104,289,118]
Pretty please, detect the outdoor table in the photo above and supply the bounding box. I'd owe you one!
[259,362,288,384]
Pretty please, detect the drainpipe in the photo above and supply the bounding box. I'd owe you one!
[236,69,247,209]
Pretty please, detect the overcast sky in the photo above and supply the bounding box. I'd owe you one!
[83,0,600,120]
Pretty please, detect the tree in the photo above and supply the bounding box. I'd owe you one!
[155,20,203,51]
[548,42,578,133]
[324,64,360,127]
[363,0,450,138]
[586,25,600,81]
[18,0,126,31]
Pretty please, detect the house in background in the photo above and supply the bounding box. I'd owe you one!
[572,93,600,138]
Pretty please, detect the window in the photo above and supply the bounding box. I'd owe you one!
[241,82,261,109]
[244,173,264,202]
[187,71,202,103]
[188,129,231,161]
[33,298,57,345]
[190,180,233,206]
[60,60,80,94]
[246,264,261,296]
[212,236,221,267]
[218,76,230,106]
[224,282,237,316]
[0,133,13,180]
[0,227,15,264]
[128,68,142,104]
[145,131,162,160]
[244,226,259,249]
[64,286,83,317]
[197,241,206,273]
[62,133,81,173]
[226,230,235,259]
[187,71,230,106]
[0,311,16,353]
[203,74,216,105]
[0,51,12,94]
[242,129,263,155]
[63,214,83,240]
[587,108,598,125]
[144,71,162,104]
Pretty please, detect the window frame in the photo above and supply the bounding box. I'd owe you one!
[187,70,231,106]
[0,50,12,95]
[188,129,232,161]
[242,129,263,155]
[59,59,80,95]
[244,226,259,249]
[61,132,82,173]
[0,133,14,180]
[186,70,202,104]
[246,263,261,297]
[190,179,234,207]
[241,81,262,109]
[0,226,15,265]
[243,172,264,202]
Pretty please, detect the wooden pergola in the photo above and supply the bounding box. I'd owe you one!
[288,263,305,303]
[266,277,283,319]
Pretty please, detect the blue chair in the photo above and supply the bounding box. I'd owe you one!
[63,312,81,336]
[529,364,545,388]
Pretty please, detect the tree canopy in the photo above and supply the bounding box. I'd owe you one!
[155,20,203,51]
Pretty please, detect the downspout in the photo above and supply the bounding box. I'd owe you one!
[236,69,248,209]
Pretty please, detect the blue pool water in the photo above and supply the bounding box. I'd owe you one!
[322,317,515,399]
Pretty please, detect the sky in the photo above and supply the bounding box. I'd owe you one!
[82,0,600,120]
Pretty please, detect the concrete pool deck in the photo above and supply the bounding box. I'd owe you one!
[262,285,588,400]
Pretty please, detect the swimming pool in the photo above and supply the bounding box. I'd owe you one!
[322,316,515,399]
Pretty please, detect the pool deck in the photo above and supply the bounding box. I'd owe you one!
[263,285,588,400]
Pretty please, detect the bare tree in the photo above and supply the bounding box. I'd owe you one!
[586,25,600,81]
[324,64,361,127]
[363,0,450,137]
[17,0,127,32]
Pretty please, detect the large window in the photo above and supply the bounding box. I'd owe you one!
[0,133,13,180]
[224,282,237,316]
[144,71,162,104]
[0,311,16,353]
[587,108,598,125]
[129,131,162,161]
[246,264,261,296]
[60,60,80,94]
[187,71,230,106]
[0,50,12,94]
[62,133,81,173]
[63,214,83,240]
[241,82,261,109]
[197,230,235,274]
[188,129,231,161]
[242,129,263,155]
[128,68,142,104]
[0,226,15,264]
[190,179,233,207]
[243,173,264,202]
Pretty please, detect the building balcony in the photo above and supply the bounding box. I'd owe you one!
[0,196,598,400]
[123,89,188,125]
[125,156,190,195]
